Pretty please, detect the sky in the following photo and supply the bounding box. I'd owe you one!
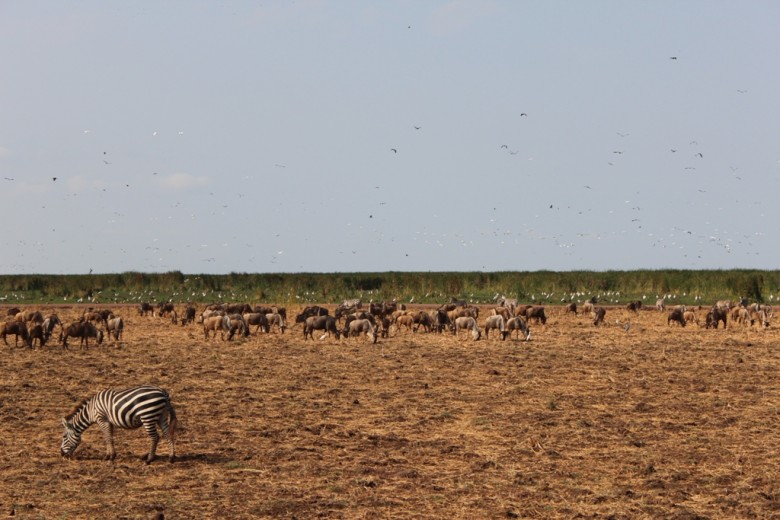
[1,1,779,274]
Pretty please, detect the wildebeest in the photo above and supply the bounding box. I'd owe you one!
[295,305,328,324]
[705,306,728,329]
[1,321,31,347]
[656,298,666,311]
[592,307,607,326]
[394,314,415,333]
[484,315,507,340]
[506,317,531,340]
[344,318,378,343]
[106,317,124,341]
[29,323,46,348]
[180,305,197,326]
[490,307,512,321]
[17,309,44,324]
[434,309,452,333]
[203,315,231,340]
[730,307,749,328]
[412,311,433,333]
[6,307,20,317]
[750,308,771,328]
[525,306,547,325]
[243,313,270,334]
[42,314,63,343]
[226,314,249,340]
[581,301,595,315]
[61,321,103,349]
[138,302,154,316]
[495,295,518,314]
[563,302,577,315]
[265,313,286,334]
[303,315,340,340]
[667,308,686,327]
[626,301,642,312]
[157,302,175,318]
[683,310,698,326]
[454,316,481,341]
[369,300,398,319]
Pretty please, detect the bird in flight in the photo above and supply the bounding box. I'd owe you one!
[52,177,57,181]
[413,125,421,130]
[669,56,678,60]
[520,113,528,117]
[390,148,397,153]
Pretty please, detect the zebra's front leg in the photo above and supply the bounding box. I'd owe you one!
[97,419,116,460]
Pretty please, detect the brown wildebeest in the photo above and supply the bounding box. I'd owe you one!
[667,308,686,327]
[303,315,340,340]
[157,302,175,318]
[243,313,269,334]
[490,307,511,321]
[525,306,547,325]
[61,321,103,349]
[1,321,31,347]
[180,305,197,326]
[563,302,577,315]
[29,323,46,348]
[412,311,433,333]
[626,301,642,312]
[203,315,230,340]
[295,305,328,324]
[592,307,607,326]
[138,302,154,316]
[394,314,415,333]
[6,307,21,317]
[705,307,728,329]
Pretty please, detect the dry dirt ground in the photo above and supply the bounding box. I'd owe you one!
[2,304,780,519]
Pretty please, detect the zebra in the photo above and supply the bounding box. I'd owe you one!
[61,386,177,464]
[335,298,362,320]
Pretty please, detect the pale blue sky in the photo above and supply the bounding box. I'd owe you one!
[2,1,779,274]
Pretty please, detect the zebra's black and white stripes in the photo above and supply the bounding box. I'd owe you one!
[61,385,177,463]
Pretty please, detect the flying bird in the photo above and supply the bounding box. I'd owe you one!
[669,56,678,60]
[500,144,508,149]
[695,152,703,158]
[520,113,528,117]
[413,126,421,130]
[52,177,57,181]
[390,148,397,153]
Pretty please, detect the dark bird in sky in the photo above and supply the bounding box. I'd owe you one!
[520,113,527,117]
[390,148,397,153]
[613,151,623,154]
[500,144,508,149]
[103,159,110,164]
[3,177,13,181]
[671,149,677,152]
[52,177,57,181]
[413,126,421,130]
[737,89,747,93]
[695,152,703,158]
[669,56,678,60]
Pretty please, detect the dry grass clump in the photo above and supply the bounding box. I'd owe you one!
[1,304,779,518]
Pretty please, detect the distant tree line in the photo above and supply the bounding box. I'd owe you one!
[0,270,776,306]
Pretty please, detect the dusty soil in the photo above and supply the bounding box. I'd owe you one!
[1,304,780,519]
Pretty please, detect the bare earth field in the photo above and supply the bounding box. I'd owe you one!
[2,304,780,519]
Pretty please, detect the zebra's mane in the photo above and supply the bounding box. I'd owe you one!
[65,398,89,421]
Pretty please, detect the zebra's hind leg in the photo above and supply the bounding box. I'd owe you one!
[159,410,177,463]
[143,423,160,464]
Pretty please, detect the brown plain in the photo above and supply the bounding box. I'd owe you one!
[1,303,778,519]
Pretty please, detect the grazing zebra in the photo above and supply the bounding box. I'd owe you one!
[61,386,177,464]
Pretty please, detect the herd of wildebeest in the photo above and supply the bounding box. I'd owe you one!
[0,293,773,349]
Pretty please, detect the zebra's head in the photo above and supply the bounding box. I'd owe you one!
[60,418,82,457]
